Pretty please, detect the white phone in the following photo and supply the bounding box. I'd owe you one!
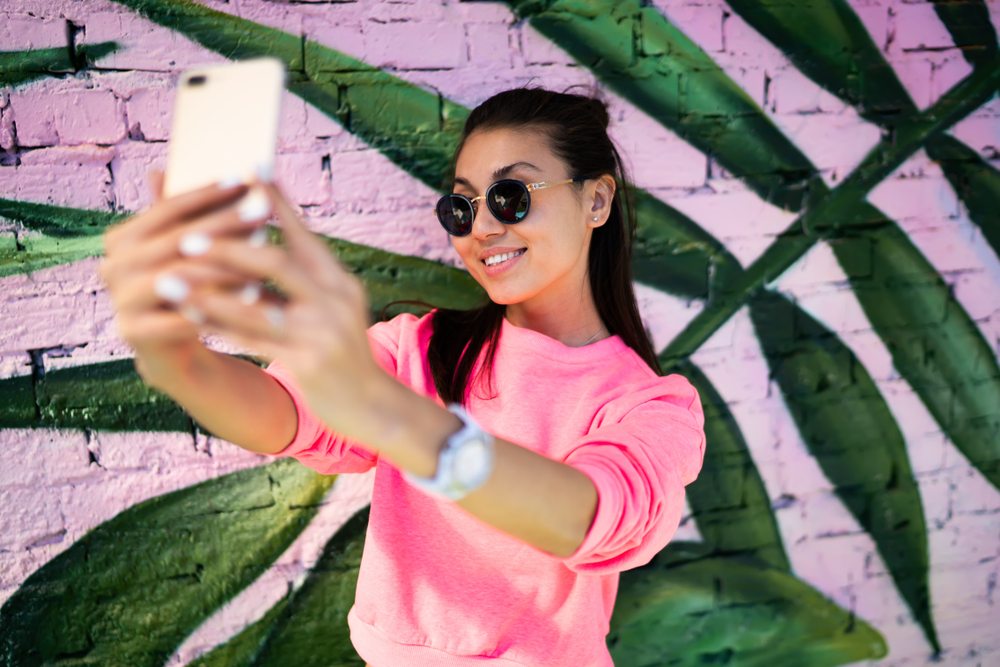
[163,58,285,198]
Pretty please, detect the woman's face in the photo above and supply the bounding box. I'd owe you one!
[450,127,607,311]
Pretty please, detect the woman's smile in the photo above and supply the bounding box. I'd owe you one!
[481,246,527,276]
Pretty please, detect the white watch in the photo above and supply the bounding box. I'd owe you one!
[403,404,495,501]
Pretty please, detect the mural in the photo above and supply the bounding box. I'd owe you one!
[1,0,998,665]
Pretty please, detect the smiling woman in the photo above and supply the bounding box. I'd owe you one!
[98,86,706,667]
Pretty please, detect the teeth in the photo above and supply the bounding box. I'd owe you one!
[485,250,524,267]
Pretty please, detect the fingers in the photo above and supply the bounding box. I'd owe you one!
[196,236,325,302]
[115,309,202,347]
[110,197,272,279]
[106,179,251,252]
[262,183,351,288]
[114,261,253,313]
[195,289,290,343]
[149,170,165,204]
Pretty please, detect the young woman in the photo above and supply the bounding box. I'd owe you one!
[100,88,706,666]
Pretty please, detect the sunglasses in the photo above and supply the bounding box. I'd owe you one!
[435,178,587,236]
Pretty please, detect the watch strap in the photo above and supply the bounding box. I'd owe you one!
[403,404,495,501]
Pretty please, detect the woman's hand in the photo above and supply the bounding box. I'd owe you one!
[175,183,400,447]
[99,174,271,385]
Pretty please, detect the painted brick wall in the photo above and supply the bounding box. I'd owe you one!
[1,1,998,665]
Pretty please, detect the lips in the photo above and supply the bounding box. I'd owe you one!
[483,248,526,267]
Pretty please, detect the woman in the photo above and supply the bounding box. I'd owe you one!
[100,87,706,666]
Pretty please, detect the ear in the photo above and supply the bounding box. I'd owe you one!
[587,174,616,228]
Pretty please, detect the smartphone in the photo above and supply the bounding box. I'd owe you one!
[163,58,285,198]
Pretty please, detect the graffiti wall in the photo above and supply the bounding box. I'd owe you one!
[1,0,999,665]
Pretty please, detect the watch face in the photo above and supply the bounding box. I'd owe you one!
[453,439,491,488]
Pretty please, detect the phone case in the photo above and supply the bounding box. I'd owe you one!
[163,58,285,198]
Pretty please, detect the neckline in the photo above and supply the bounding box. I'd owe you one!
[499,316,627,362]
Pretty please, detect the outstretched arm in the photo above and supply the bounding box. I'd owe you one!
[100,176,297,454]
[179,184,599,558]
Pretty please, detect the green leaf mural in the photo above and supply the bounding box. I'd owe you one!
[609,545,887,667]
[0,198,125,278]
[190,506,370,667]
[931,0,999,69]
[0,358,191,432]
[724,0,917,120]
[187,595,293,667]
[107,0,748,301]
[711,0,1000,495]
[750,290,936,651]
[678,360,791,572]
[2,0,999,663]
[506,0,816,212]
[245,505,369,666]
[833,221,1000,489]
[926,132,1000,260]
[0,42,119,88]
[632,191,744,301]
[0,460,335,666]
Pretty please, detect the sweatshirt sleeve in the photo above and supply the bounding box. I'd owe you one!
[559,373,706,575]
[262,314,416,476]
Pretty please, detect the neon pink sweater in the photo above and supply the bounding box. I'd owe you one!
[264,312,705,667]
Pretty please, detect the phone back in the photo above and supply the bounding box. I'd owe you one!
[163,58,284,198]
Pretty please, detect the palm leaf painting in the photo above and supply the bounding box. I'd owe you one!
[2,0,998,664]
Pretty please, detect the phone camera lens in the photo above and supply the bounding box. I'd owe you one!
[187,75,207,87]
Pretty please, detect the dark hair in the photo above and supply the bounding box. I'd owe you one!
[428,87,661,404]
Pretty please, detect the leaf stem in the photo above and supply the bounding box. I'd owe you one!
[660,56,1000,370]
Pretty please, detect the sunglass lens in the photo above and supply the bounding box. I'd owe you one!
[488,181,529,223]
[436,195,474,236]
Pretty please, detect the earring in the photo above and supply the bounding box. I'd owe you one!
[592,216,598,221]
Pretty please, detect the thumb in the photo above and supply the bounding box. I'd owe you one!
[263,182,350,280]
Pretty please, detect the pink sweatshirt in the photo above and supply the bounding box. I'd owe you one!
[264,312,705,667]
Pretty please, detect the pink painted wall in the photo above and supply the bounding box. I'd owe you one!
[1,1,999,664]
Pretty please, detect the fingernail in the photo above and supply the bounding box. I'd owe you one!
[240,282,261,305]
[238,189,271,223]
[218,173,244,190]
[180,305,206,324]
[179,231,212,257]
[264,305,286,333]
[255,162,274,184]
[154,274,190,303]
[248,227,269,248]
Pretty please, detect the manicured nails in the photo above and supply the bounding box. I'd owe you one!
[217,173,244,190]
[179,231,212,257]
[238,189,271,223]
[248,227,269,248]
[255,162,274,184]
[264,305,286,334]
[240,282,261,306]
[180,305,206,324]
[154,273,189,303]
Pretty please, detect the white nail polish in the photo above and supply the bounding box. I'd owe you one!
[248,227,269,248]
[238,189,271,223]
[255,162,274,184]
[240,282,261,305]
[179,232,212,257]
[180,305,206,324]
[154,274,190,303]
[218,173,244,190]
[264,305,286,333]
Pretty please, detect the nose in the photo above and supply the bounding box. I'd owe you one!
[470,201,505,240]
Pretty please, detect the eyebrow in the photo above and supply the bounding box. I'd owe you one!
[453,161,542,190]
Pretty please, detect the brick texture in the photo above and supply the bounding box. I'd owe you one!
[1,1,998,664]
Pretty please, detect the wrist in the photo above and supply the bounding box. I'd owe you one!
[362,374,462,478]
[133,340,205,392]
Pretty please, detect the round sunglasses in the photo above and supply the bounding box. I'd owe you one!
[435,178,586,236]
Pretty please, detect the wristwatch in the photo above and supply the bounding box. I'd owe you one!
[403,404,495,501]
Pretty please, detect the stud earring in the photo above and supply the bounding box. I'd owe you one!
[592,216,598,221]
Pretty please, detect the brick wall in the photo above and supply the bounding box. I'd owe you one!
[1,1,998,665]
